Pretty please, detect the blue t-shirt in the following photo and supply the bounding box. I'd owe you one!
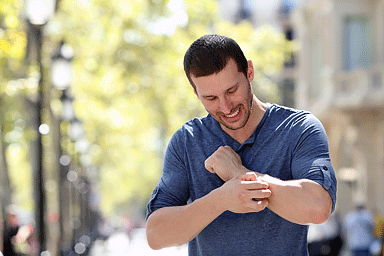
[146,103,337,256]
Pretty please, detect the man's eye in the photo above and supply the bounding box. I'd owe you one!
[227,88,237,94]
[206,97,216,101]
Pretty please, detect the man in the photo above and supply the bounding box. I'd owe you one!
[146,34,337,255]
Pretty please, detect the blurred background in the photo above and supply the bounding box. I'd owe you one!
[0,0,383,255]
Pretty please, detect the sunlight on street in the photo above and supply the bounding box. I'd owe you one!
[89,229,188,256]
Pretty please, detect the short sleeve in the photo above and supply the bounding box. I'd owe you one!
[146,130,190,220]
[291,114,337,212]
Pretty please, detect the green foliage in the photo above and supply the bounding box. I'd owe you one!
[0,0,27,80]
[49,0,217,216]
[0,0,35,211]
[1,0,294,217]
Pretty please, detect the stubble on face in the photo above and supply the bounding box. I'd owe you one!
[212,81,254,131]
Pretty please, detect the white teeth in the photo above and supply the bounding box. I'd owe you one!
[225,108,239,118]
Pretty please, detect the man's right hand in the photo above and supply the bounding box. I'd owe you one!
[214,172,271,214]
[205,146,248,181]
[146,173,271,250]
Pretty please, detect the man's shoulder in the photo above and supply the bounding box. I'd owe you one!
[183,115,206,131]
[269,103,311,118]
[177,114,217,137]
[267,104,318,127]
[166,115,220,161]
[169,114,226,154]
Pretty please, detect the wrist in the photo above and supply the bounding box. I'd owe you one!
[232,165,249,180]
[258,174,285,200]
[208,186,228,214]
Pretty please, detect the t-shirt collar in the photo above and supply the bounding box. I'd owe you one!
[207,103,271,152]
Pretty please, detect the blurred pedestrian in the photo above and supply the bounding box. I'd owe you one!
[343,201,375,256]
[2,205,32,256]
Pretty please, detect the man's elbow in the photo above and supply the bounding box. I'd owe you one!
[311,207,332,224]
[146,224,163,250]
[311,195,333,224]
[146,211,177,250]
[147,233,162,250]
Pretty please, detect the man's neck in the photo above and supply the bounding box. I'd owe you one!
[221,97,266,144]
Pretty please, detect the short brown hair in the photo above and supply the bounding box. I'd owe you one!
[183,34,248,90]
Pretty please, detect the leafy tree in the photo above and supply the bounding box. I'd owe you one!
[1,0,294,221]
[0,0,34,212]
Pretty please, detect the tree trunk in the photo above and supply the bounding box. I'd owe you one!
[0,95,13,251]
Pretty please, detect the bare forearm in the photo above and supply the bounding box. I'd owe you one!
[146,189,224,250]
[146,176,270,249]
[261,176,332,225]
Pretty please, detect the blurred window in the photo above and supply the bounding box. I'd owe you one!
[343,15,372,71]
[284,28,295,68]
[281,78,295,108]
[309,33,323,98]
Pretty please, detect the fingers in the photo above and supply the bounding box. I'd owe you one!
[237,181,271,212]
[222,145,237,155]
[206,146,240,165]
[220,177,271,213]
[241,180,269,191]
[242,189,271,200]
[240,172,258,181]
[204,146,243,180]
[240,191,270,212]
[205,162,215,173]
[244,198,269,212]
[204,155,215,173]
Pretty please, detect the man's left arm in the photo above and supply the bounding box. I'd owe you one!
[205,145,334,225]
[257,174,332,225]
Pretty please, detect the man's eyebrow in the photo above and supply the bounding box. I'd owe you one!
[200,81,239,98]
[226,83,238,91]
[202,94,216,99]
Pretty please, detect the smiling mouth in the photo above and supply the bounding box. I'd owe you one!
[224,108,240,118]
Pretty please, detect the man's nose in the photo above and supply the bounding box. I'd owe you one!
[219,97,233,115]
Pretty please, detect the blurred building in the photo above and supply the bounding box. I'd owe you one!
[218,0,283,28]
[217,0,298,107]
[218,0,384,217]
[292,0,384,217]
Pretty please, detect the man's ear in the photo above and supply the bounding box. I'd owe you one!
[247,60,255,82]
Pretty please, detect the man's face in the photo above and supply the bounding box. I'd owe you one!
[192,59,254,132]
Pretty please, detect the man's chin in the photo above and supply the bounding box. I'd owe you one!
[219,120,247,131]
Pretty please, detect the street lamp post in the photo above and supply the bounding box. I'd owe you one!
[51,40,74,255]
[24,0,57,254]
[51,41,74,91]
